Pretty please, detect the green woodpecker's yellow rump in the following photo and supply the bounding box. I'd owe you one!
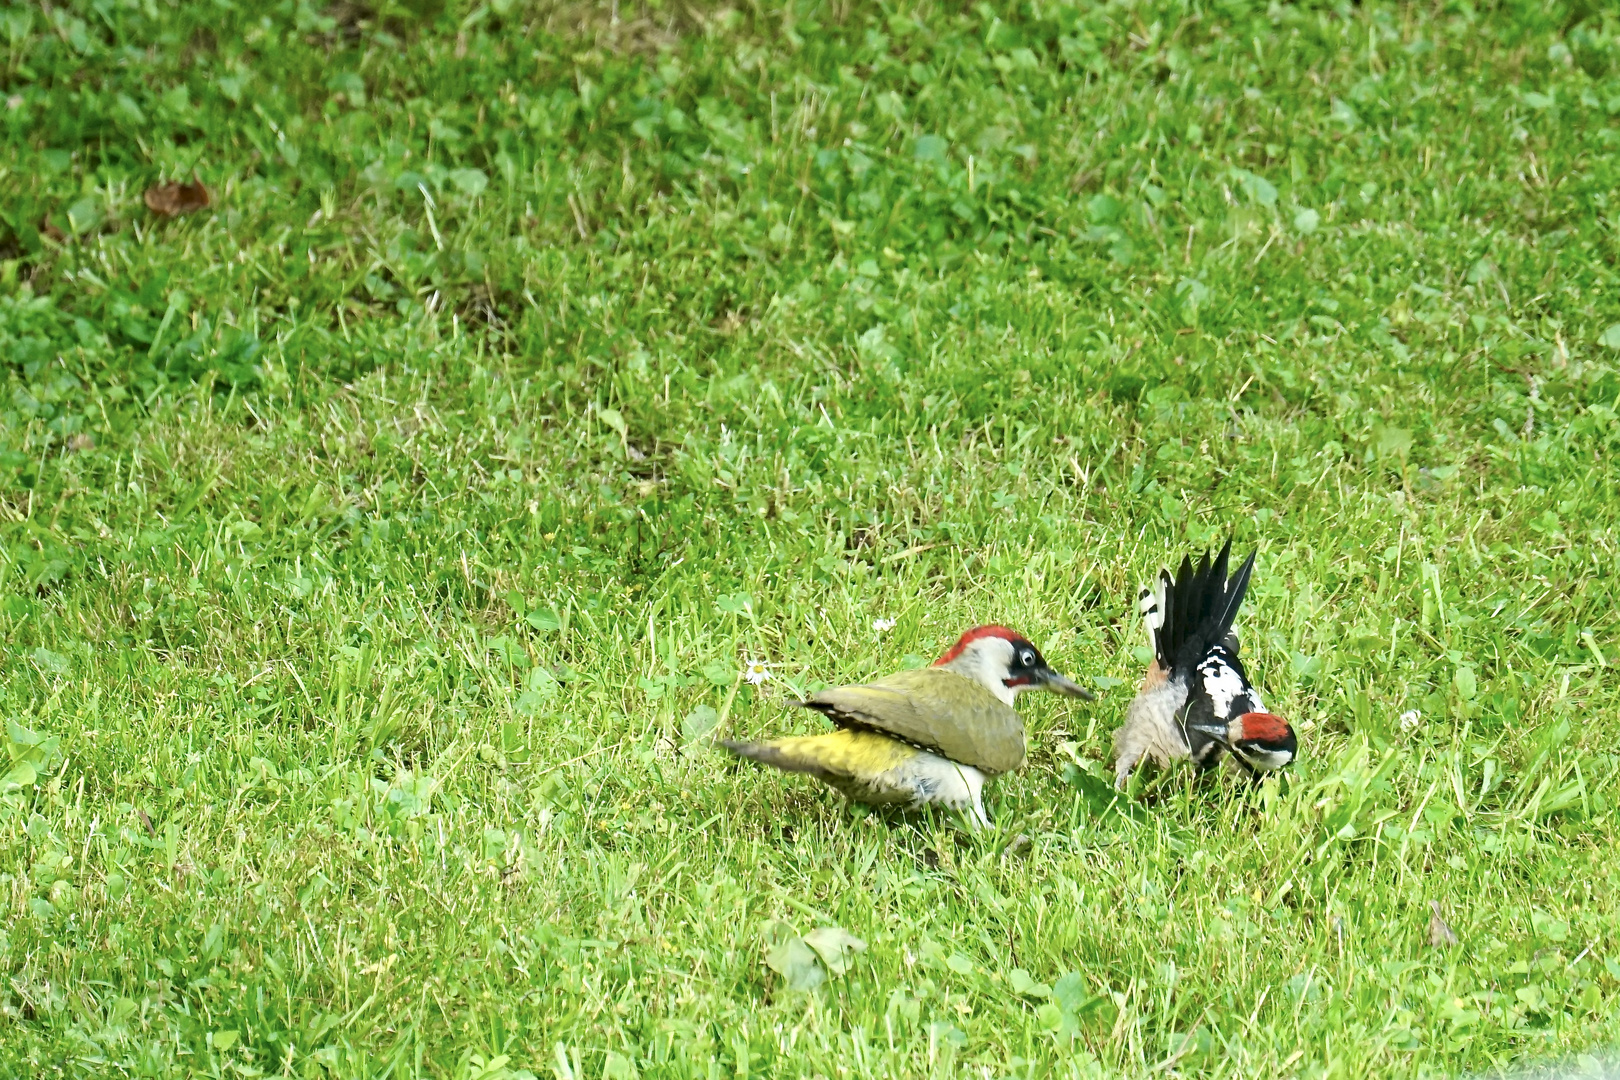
[722,625,1093,829]
[722,730,996,823]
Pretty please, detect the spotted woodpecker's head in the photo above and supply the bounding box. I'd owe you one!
[1226,712,1296,775]
[933,625,1095,706]
[1184,710,1296,776]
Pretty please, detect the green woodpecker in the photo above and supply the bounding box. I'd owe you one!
[722,626,1093,829]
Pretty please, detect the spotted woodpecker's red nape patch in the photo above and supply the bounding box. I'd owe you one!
[933,625,1024,666]
[1237,712,1291,743]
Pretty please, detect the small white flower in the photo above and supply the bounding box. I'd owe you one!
[1399,709,1422,732]
[872,617,896,632]
[743,660,770,686]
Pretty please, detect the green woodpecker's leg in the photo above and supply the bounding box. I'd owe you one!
[966,794,990,831]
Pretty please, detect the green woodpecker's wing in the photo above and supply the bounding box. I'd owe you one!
[799,667,1025,774]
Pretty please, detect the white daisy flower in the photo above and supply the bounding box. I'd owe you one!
[743,660,770,686]
[1399,709,1422,732]
[872,617,896,632]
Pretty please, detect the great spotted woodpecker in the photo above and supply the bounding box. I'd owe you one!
[1113,540,1297,789]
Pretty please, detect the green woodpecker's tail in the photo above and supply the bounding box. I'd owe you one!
[722,729,991,828]
[720,729,916,783]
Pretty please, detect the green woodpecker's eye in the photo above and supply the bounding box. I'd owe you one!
[1020,649,1035,667]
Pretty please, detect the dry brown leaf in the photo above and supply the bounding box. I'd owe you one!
[1429,901,1458,948]
[144,180,211,218]
[40,216,66,243]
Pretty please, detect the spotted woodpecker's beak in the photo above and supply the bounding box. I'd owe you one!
[1034,668,1096,700]
[1185,719,1231,741]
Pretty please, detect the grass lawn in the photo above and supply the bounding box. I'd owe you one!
[4,0,1620,1076]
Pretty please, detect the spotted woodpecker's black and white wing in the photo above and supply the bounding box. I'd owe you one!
[1180,644,1265,747]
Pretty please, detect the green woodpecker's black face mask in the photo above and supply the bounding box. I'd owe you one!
[1005,642,1095,700]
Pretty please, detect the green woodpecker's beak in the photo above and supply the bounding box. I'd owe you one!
[1037,668,1096,700]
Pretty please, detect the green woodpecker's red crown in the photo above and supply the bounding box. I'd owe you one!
[933,625,1027,666]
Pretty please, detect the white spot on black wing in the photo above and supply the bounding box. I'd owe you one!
[1196,652,1249,720]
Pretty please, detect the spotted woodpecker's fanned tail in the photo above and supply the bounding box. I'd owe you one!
[1151,538,1257,670]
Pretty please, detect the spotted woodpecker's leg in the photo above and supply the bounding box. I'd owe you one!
[1112,712,1164,789]
[1113,752,1140,791]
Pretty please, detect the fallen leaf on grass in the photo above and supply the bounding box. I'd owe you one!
[144,180,211,218]
[680,704,720,743]
[1008,968,1051,998]
[762,921,866,989]
[803,926,866,976]
[764,934,824,991]
[1429,901,1458,948]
